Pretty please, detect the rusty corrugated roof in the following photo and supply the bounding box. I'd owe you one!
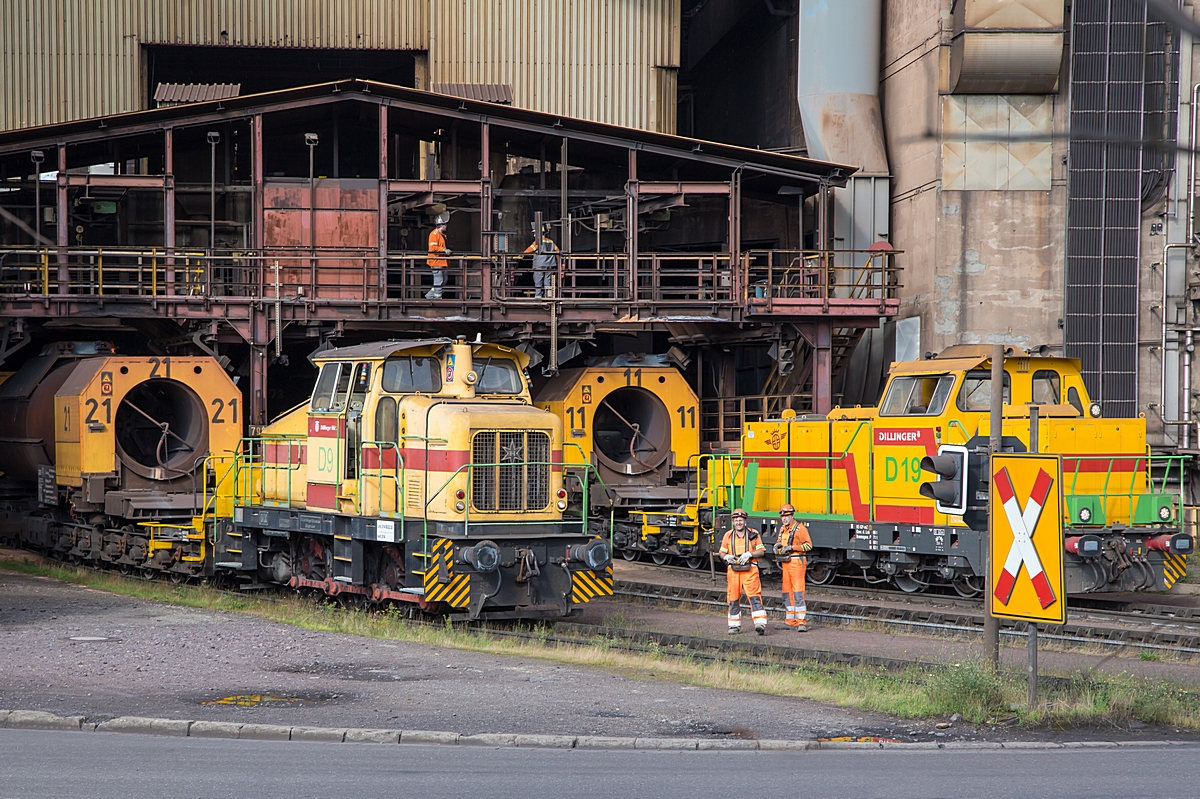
[429,83,514,104]
[153,83,242,106]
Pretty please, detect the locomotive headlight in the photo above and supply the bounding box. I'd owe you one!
[557,500,567,510]
[570,539,611,570]
[1089,402,1102,418]
[1158,505,1172,522]
[1078,506,1092,523]
[455,500,466,512]
[459,540,500,573]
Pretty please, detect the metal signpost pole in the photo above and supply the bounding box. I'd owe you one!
[985,344,1003,668]
[1028,403,1040,710]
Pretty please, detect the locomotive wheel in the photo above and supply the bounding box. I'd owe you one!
[168,572,187,586]
[892,573,925,593]
[806,562,835,585]
[685,556,705,570]
[651,553,670,565]
[953,576,984,598]
[620,548,639,561]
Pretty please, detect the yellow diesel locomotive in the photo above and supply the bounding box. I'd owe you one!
[214,337,614,619]
[716,346,1193,594]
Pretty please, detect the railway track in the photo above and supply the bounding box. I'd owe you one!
[613,579,1200,657]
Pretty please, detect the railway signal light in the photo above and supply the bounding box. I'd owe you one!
[920,444,969,515]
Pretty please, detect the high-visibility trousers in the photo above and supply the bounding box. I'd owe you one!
[726,565,767,629]
[780,556,807,628]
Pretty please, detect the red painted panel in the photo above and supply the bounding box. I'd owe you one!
[306,482,337,509]
[308,416,344,437]
[873,427,938,456]
[265,441,307,465]
[875,503,935,524]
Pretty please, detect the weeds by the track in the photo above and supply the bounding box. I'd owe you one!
[4,555,1199,731]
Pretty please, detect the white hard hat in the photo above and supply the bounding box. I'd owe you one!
[435,212,451,226]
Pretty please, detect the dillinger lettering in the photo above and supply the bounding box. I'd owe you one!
[876,430,923,443]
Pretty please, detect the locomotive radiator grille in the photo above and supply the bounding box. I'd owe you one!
[471,430,551,512]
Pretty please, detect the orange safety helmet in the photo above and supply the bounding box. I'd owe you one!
[779,503,795,515]
[731,509,748,519]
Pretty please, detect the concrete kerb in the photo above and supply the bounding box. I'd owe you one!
[0,710,1193,752]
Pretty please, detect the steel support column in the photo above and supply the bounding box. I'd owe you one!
[626,149,638,300]
[164,128,175,296]
[813,321,832,414]
[378,106,388,307]
[480,122,492,306]
[55,145,67,294]
[249,310,269,427]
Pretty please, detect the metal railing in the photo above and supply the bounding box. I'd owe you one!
[743,248,900,303]
[701,394,813,447]
[0,246,899,314]
[1064,453,1187,526]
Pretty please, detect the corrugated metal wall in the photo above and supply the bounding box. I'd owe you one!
[428,0,680,132]
[2,0,679,133]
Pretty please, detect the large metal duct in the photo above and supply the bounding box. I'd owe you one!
[797,0,889,175]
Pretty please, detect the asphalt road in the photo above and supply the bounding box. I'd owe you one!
[2,729,1197,799]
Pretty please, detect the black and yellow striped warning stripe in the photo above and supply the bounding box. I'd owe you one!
[571,566,614,605]
[1163,552,1189,589]
[422,537,471,607]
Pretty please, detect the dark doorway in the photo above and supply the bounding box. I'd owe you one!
[144,45,416,104]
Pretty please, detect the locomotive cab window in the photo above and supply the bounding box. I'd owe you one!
[880,375,954,416]
[375,396,398,445]
[1032,370,1060,405]
[382,356,441,393]
[311,361,352,412]
[956,371,1011,412]
[349,363,371,411]
[475,357,522,394]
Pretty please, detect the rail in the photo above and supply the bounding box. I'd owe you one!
[359,440,405,525]
[702,421,874,520]
[0,245,900,317]
[422,459,602,562]
[1064,453,1188,527]
[742,248,901,307]
[231,434,307,508]
[701,394,812,448]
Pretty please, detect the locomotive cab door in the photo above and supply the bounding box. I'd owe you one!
[344,363,371,482]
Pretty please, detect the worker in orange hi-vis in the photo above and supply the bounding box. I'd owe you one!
[774,503,813,631]
[425,212,451,300]
[719,509,768,635]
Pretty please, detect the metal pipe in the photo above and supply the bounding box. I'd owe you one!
[1185,329,1193,449]
[1189,82,1199,246]
[207,132,220,254]
[1158,243,1190,430]
[985,344,1003,670]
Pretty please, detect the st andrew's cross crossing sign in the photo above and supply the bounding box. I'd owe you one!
[988,453,1067,625]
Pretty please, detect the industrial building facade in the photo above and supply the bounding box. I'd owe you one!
[1,0,680,133]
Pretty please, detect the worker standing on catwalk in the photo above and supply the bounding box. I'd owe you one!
[523,225,561,298]
[426,212,451,299]
[719,509,768,635]
[774,503,812,631]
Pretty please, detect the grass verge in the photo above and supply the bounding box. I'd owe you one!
[3,556,1199,731]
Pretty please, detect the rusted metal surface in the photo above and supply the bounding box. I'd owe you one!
[153,83,241,106]
[430,83,514,104]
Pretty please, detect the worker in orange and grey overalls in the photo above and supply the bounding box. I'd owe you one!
[719,509,768,635]
[425,212,451,299]
[774,503,812,631]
